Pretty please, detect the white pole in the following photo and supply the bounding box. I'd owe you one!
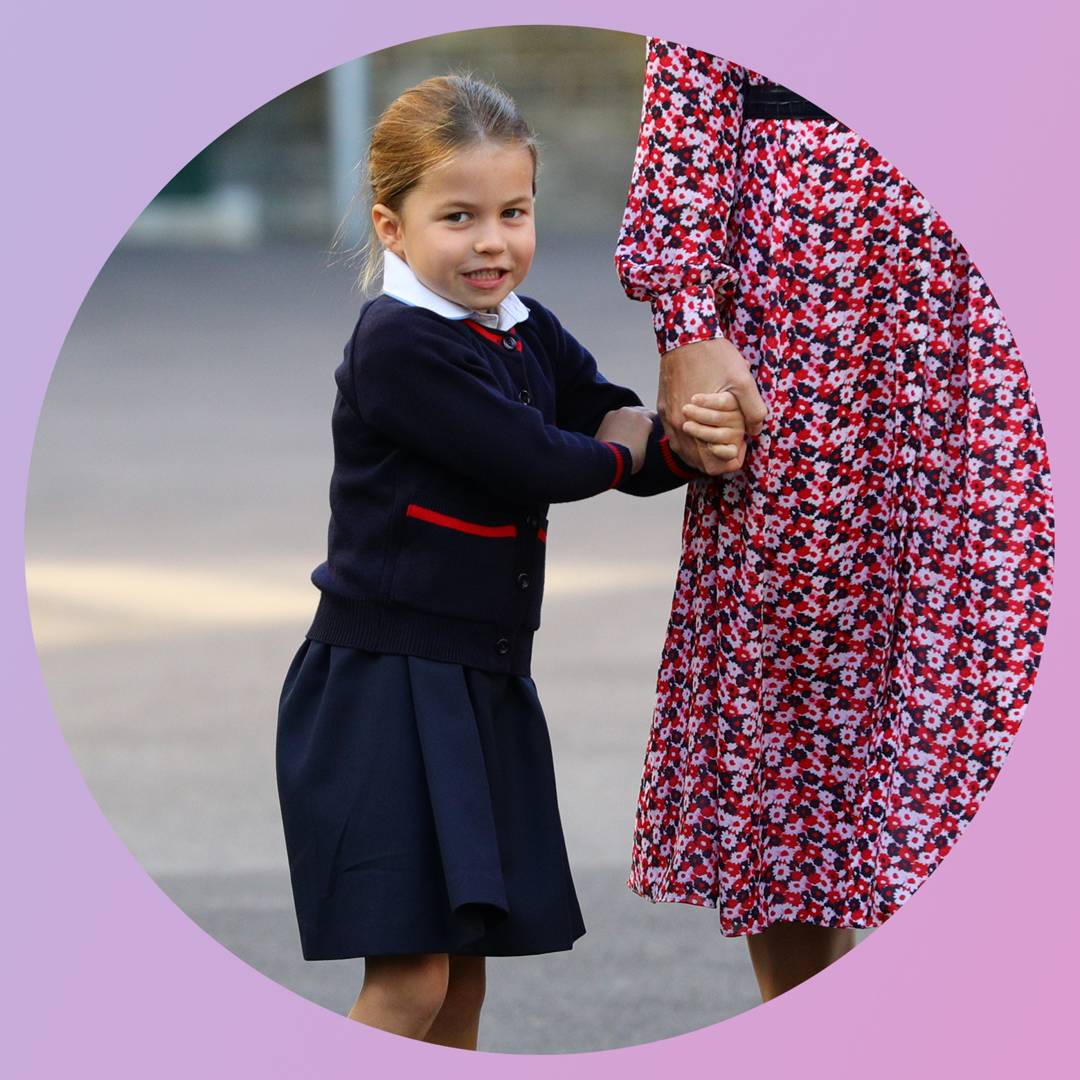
[327,56,370,249]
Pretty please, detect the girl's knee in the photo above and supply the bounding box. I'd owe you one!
[363,953,450,1023]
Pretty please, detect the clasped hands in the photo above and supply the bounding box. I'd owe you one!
[595,337,768,475]
[659,337,768,475]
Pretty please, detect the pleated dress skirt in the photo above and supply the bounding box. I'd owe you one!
[276,640,586,959]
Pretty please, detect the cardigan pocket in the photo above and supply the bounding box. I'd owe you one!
[389,499,522,625]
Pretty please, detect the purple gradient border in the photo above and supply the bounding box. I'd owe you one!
[4,3,1075,1077]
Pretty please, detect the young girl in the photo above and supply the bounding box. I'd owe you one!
[276,74,743,1050]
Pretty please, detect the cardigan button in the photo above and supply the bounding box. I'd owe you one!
[518,388,532,404]
[516,572,531,591]
[502,334,519,351]
[524,514,540,528]
[495,637,511,655]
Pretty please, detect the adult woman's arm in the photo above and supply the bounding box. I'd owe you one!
[614,38,767,473]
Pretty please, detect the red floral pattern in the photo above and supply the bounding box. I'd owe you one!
[615,39,1055,934]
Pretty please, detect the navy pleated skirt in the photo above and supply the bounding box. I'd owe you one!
[276,641,586,959]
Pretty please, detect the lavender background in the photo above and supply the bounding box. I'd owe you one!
[4,2,1076,1076]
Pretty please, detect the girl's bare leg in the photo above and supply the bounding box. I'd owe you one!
[347,954,449,1039]
[746,922,857,1001]
[423,955,487,1050]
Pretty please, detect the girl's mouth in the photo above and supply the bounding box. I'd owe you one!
[463,269,509,289]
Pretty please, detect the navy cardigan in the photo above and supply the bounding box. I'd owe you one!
[307,294,699,675]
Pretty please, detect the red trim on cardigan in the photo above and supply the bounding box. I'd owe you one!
[465,319,523,350]
[659,436,698,480]
[602,442,625,488]
[537,528,547,543]
[406,504,518,538]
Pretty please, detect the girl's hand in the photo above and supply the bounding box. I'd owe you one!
[682,391,748,468]
[595,406,654,474]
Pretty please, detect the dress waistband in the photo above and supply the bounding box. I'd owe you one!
[743,83,839,123]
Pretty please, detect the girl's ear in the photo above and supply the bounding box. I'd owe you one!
[371,203,406,258]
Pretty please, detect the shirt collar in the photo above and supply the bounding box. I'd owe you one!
[381,249,529,333]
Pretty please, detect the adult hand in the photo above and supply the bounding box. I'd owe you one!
[658,338,767,475]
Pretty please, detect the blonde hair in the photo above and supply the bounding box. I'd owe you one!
[355,74,539,291]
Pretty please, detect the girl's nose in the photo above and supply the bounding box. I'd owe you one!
[473,224,507,254]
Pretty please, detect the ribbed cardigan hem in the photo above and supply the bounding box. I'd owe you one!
[306,592,535,677]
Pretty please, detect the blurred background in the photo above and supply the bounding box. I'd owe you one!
[25,26,867,1054]
[125,26,650,248]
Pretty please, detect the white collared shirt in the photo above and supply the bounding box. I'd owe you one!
[381,249,530,332]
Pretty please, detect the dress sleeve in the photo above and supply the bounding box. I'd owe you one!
[614,38,746,355]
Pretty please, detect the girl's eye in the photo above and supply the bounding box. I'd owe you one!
[444,211,470,223]
[503,208,527,219]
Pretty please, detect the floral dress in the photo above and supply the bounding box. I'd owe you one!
[615,38,1055,935]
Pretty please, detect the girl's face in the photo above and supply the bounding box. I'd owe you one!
[372,141,536,312]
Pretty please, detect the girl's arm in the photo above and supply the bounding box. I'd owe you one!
[349,315,635,506]
[614,38,746,355]
[613,412,704,496]
[542,303,705,496]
